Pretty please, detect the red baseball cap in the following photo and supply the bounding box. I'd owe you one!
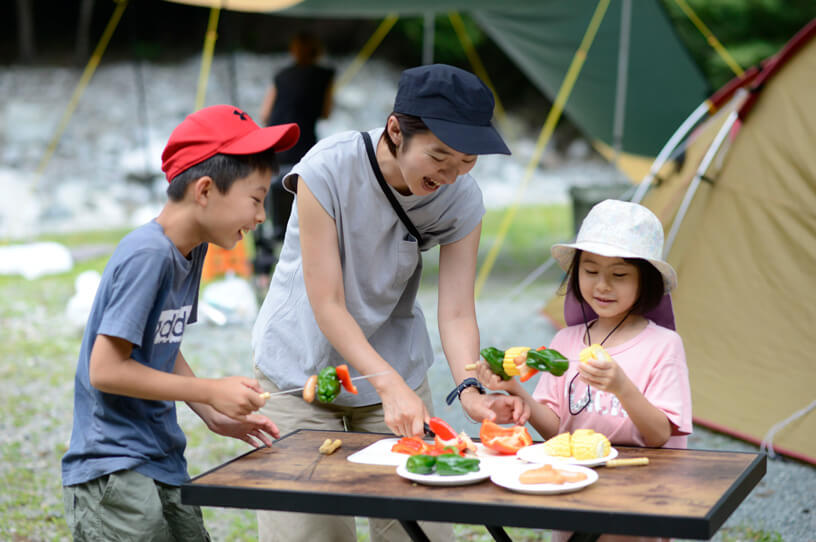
[161,104,300,182]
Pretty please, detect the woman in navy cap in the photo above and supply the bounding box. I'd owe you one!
[252,64,522,542]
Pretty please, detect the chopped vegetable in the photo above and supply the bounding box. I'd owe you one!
[434,454,480,476]
[525,347,569,377]
[428,417,457,441]
[579,344,612,363]
[317,366,341,403]
[391,437,429,455]
[502,346,529,377]
[404,453,481,476]
[479,419,533,455]
[405,454,436,474]
[335,364,358,394]
[480,345,569,382]
[479,346,512,380]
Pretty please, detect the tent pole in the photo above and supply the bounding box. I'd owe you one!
[612,0,631,168]
[334,15,399,91]
[475,0,611,299]
[672,0,743,77]
[663,108,739,256]
[195,7,221,111]
[35,0,128,180]
[422,12,434,65]
[631,100,710,203]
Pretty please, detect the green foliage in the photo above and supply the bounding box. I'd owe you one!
[661,0,816,88]
[393,13,485,66]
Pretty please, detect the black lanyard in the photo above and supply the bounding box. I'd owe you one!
[360,131,424,246]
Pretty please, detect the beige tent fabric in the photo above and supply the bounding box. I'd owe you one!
[542,34,816,462]
[667,39,816,462]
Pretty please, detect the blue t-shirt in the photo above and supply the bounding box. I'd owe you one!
[61,220,207,487]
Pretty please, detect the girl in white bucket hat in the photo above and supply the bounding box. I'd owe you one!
[478,200,692,500]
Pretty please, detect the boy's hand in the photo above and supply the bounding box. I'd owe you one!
[209,376,267,420]
[205,409,279,447]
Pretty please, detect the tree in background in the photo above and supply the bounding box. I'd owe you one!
[661,0,816,89]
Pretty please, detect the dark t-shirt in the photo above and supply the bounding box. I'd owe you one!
[266,63,334,164]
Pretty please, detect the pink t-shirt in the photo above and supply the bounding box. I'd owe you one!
[532,320,692,448]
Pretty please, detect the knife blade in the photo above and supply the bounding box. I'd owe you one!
[259,370,392,399]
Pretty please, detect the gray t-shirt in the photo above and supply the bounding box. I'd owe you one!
[252,128,485,406]
[62,220,206,486]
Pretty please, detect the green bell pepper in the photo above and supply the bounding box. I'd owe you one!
[526,348,569,377]
[479,346,512,380]
[434,454,480,476]
[405,454,437,474]
[316,366,341,403]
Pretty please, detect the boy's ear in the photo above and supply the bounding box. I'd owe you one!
[192,176,215,206]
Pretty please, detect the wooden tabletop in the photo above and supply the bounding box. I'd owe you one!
[183,429,765,540]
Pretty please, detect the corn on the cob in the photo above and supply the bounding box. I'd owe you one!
[502,346,530,377]
[541,432,572,457]
[579,343,612,363]
[570,430,611,460]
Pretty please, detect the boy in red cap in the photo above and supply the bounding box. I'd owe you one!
[61,105,299,541]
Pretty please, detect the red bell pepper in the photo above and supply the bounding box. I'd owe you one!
[391,437,429,455]
[335,364,358,394]
[479,419,533,455]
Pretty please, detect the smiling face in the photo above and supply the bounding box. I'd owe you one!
[384,116,477,196]
[578,252,641,321]
[203,169,269,249]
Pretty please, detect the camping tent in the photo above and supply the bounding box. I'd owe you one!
[168,0,710,171]
[546,19,816,464]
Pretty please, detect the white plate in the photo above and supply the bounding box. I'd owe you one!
[516,443,618,467]
[490,462,598,494]
[396,463,490,486]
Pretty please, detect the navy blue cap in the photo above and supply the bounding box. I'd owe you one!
[393,64,511,156]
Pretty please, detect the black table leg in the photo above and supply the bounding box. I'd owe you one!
[486,524,513,541]
[399,520,431,542]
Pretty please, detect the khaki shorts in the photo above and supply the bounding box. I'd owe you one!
[255,366,453,542]
[63,469,210,542]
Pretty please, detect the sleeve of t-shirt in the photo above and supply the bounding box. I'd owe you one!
[642,331,693,436]
[284,136,349,219]
[97,247,169,348]
[422,176,485,247]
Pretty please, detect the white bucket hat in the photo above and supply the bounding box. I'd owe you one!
[551,199,677,292]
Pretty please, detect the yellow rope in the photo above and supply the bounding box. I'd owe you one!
[448,12,505,124]
[334,14,399,91]
[475,0,611,299]
[672,0,744,76]
[35,0,129,180]
[195,6,221,111]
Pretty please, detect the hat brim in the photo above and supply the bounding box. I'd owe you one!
[551,241,678,293]
[221,123,300,156]
[422,117,510,155]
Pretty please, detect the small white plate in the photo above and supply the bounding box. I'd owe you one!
[396,463,490,486]
[490,463,598,495]
[516,443,618,467]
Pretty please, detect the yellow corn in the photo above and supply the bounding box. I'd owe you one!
[502,346,530,377]
[579,343,611,363]
[541,432,572,457]
[570,430,611,460]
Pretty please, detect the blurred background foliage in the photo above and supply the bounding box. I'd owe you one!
[5,1,815,94]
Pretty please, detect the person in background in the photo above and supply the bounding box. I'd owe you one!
[253,31,335,291]
[475,199,692,542]
[61,105,298,541]
[252,64,528,542]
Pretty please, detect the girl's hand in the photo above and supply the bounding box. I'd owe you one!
[577,357,628,396]
[204,409,280,447]
[460,388,531,425]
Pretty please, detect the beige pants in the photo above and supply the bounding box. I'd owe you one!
[254,366,453,542]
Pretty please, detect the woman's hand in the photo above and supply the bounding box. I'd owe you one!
[377,373,429,437]
[460,387,531,425]
[474,359,521,393]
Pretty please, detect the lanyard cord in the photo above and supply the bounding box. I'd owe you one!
[569,301,634,415]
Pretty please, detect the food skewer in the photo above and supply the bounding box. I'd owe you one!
[259,370,392,399]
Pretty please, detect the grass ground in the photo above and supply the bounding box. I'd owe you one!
[0,203,786,541]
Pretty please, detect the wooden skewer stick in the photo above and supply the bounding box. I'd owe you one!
[464,363,478,370]
[604,457,649,467]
